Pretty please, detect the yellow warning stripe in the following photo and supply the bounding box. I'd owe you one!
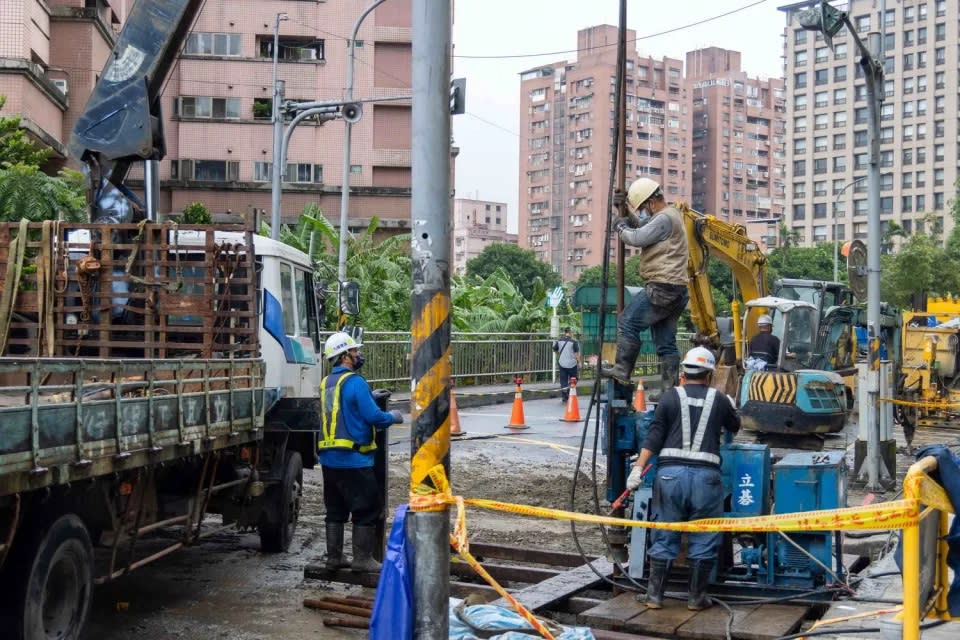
[748,372,797,404]
[410,292,452,491]
[411,345,452,411]
[411,293,450,342]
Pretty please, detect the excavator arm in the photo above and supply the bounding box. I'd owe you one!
[680,203,769,358]
[70,0,204,220]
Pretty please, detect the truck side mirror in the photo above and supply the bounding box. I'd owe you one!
[340,280,360,316]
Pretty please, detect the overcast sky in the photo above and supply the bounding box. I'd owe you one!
[451,0,791,233]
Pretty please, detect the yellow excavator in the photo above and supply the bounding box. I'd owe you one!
[680,204,849,435]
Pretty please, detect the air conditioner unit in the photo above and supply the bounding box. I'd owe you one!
[51,78,68,95]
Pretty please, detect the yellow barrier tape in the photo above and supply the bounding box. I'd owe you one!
[878,396,960,409]
[904,471,955,514]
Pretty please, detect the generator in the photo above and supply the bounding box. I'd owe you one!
[601,381,847,592]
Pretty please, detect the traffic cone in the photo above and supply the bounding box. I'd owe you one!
[450,386,465,437]
[561,377,582,422]
[633,378,647,412]
[504,376,529,430]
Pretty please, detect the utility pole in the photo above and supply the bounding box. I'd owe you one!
[410,0,452,637]
[270,12,288,240]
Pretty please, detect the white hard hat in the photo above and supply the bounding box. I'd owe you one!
[324,332,362,361]
[681,346,716,373]
[757,314,773,326]
[626,177,661,210]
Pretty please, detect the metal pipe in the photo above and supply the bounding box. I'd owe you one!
[615,0,627,315]
[410,1,452,636]
[135,514,190,537]
[97,541,184,583]
[144,159,160,221]
[832,176,868,282]
[303,598,372,617]
[269,11,288,240]
[338,0,386,283]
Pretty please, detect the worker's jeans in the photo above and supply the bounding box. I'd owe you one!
[558,365,578,401]
[648,464,724,561]
[322,466,382,526]
[619,285,688,359]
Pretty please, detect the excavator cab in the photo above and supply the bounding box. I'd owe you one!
[742,297,818,372]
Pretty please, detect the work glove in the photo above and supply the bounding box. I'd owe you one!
[613,217,630,235]
[389,409,404,424]
[626,464,646,491]
[612,189,627,210]
[373,389,392,402]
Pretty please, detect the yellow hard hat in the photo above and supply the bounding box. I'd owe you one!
[626,177,661,210]
[324,332,362,361]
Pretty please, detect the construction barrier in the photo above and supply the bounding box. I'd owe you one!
[449,386,465,437]
[560,377,582,422]
[409,460,956,640]
[633,379,647,412]
[504,376,529,430]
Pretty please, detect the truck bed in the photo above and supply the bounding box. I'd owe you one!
[0,357,264,496]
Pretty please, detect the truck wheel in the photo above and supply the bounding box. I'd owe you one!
[259,451,303,552]
[14,514,94,640]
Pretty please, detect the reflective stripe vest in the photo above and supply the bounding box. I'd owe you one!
[659,386,721,466]
[317,371,377,453]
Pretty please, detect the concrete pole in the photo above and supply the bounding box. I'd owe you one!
[614,0,627,315]
[338,0,386,283]
[269,12,287,240]
[410,1,451,637]
[863,29,884,490]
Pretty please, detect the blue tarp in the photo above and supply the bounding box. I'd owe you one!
[915,444,960,616]
[370,504,415,640]
[449,599,595,640]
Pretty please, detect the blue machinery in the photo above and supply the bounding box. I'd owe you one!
[601,380,847,592]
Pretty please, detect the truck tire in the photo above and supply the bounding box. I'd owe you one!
[259,451,303,552]
[13,513,94,640]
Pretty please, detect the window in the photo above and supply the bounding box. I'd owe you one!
[814,69,829,86]
[177,96,241,119]
[833,111,846,128]
[917,75,927,93]
[917,123,927,140]
[793,182,806,198]
[854,199,868,216]
[903,52,915,70]
[834,65,847,82]
[855,85,867,102]
[917,51,927,68]
[918,27,927,46]
[259,36,325,61]
[902,172,913,188]
[794,71,807,89]
[881,173,893,191]
[815,47,829,63]
[935,72,945,90]
[795,50,808,66]
[903,77,914,94]
[884,33,896,51]
[934,144,944,162]
[814,180,827,196]
[814,136,828,152]
[936,0,946,17]
[792,204,806,221]
[280,264,295,335]
[880,150,893,168]
[935,168,945,186]
[880,197,893,214]
[917,171,926,188]
[903,100,914,117]
[884,79,895,98]
[917,194,926,211]
[917,146,927,163]
[185,32,242,56]
[793,159,806,177]
[917,98,926,116]
[902,148,913,165]
[834,43,847,60]
[881,104,894,120]
[814,204,828,220]
[833,88,847,105]
[855,15,870,33]
[793,138,807,154]
[253,162,323,183]
[854,129,868,147]
[794,116,807,133]
[880,126,893,143]
[905,5,915,23]
[833,133,846,150]
[833,156,846,172]
[794,29,807,45]
[935,22,946,41]
[935,47,945,65]
[934,119,945,137]
[815,91,828,108]
[854,107,868,125]
[795,94,808,110]
[174,159,239,182]
[814,113,828,130]
[814,158,827,175]
[854,153,868,170]
[935,193,945,209]
[904,30,914,47]
[884,8,896,27]
[902,195,913,212]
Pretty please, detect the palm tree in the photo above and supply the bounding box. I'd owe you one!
[0,164,87,222]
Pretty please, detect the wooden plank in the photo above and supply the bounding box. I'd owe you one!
[675,604,759,640]
[592,630,663,640]
[489,558,614,612]
[734,604,807,640]
[468,541,600,567]
[303,564,380,588]
[624,604,697,637]
[578,592,647,629]
[447,581,602,614]
[449,560,559,583]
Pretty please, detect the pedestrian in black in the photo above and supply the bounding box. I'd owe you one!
[553,327,580,402]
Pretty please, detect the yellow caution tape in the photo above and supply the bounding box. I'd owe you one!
[878,396,960,410]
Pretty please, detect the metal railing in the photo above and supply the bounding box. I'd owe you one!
[325,331,694,387]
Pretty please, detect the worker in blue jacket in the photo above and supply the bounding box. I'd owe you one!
[319,332,403,573]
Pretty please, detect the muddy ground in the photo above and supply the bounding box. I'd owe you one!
[85,447,607,639]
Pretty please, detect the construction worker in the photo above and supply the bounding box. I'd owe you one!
[319,332,403,573]
[553,326,580,402]
[602,177,689,396]
[626,346,740,611]
[747,314,780,367]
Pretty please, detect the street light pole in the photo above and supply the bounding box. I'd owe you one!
[832,175,868,282]
[269,12,288,240]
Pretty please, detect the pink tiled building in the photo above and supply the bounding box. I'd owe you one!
[518,25,693,283]
[452,198,517,274]
[2,0,415,232]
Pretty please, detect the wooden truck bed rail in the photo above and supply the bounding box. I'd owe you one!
[0,357,265,496]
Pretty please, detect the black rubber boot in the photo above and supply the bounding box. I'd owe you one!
[324,523,350,570]
[600,335,642,384]
[661,355,681,392]
[350,525,383,573]
[687,559,714,611]
[637,557,671,609]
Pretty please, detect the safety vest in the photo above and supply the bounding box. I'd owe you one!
[317,371,377,453]
[659,386,720,466]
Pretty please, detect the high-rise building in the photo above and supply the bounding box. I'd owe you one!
[518,25,692,283]
[0,0,130,167]
[3,0,415,232]
[780,0,959,247]
[686,47,787,225]
[452,198,517,274]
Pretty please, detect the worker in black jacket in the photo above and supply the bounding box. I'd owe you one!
[747,314,780,367]
[626,346,741,610]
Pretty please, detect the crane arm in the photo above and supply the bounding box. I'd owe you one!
[681,203,769,354]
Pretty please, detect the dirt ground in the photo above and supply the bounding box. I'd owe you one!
[85,448,609,639]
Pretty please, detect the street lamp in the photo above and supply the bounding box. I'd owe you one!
[832,175,867,282]
[798,0,886,492]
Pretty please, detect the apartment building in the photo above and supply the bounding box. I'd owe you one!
[452,198,517,274]
[781,0,960,247]
[0,0,129,167]
[2,0,414,231]
[518,25,692,283]
[686,47,787,226]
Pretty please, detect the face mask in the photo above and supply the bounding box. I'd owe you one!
[353,353,366,370]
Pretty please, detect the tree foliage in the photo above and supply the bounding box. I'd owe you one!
[181,201,212,224]
[0,96,50,168]
[466,242,561,299]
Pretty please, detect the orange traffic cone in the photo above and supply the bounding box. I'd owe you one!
[505,376,529,430]
[633,379,647,412]
[561,377,582,422]
[450,387,465,437]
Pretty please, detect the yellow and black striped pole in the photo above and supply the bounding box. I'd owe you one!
[410,0,452,635]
